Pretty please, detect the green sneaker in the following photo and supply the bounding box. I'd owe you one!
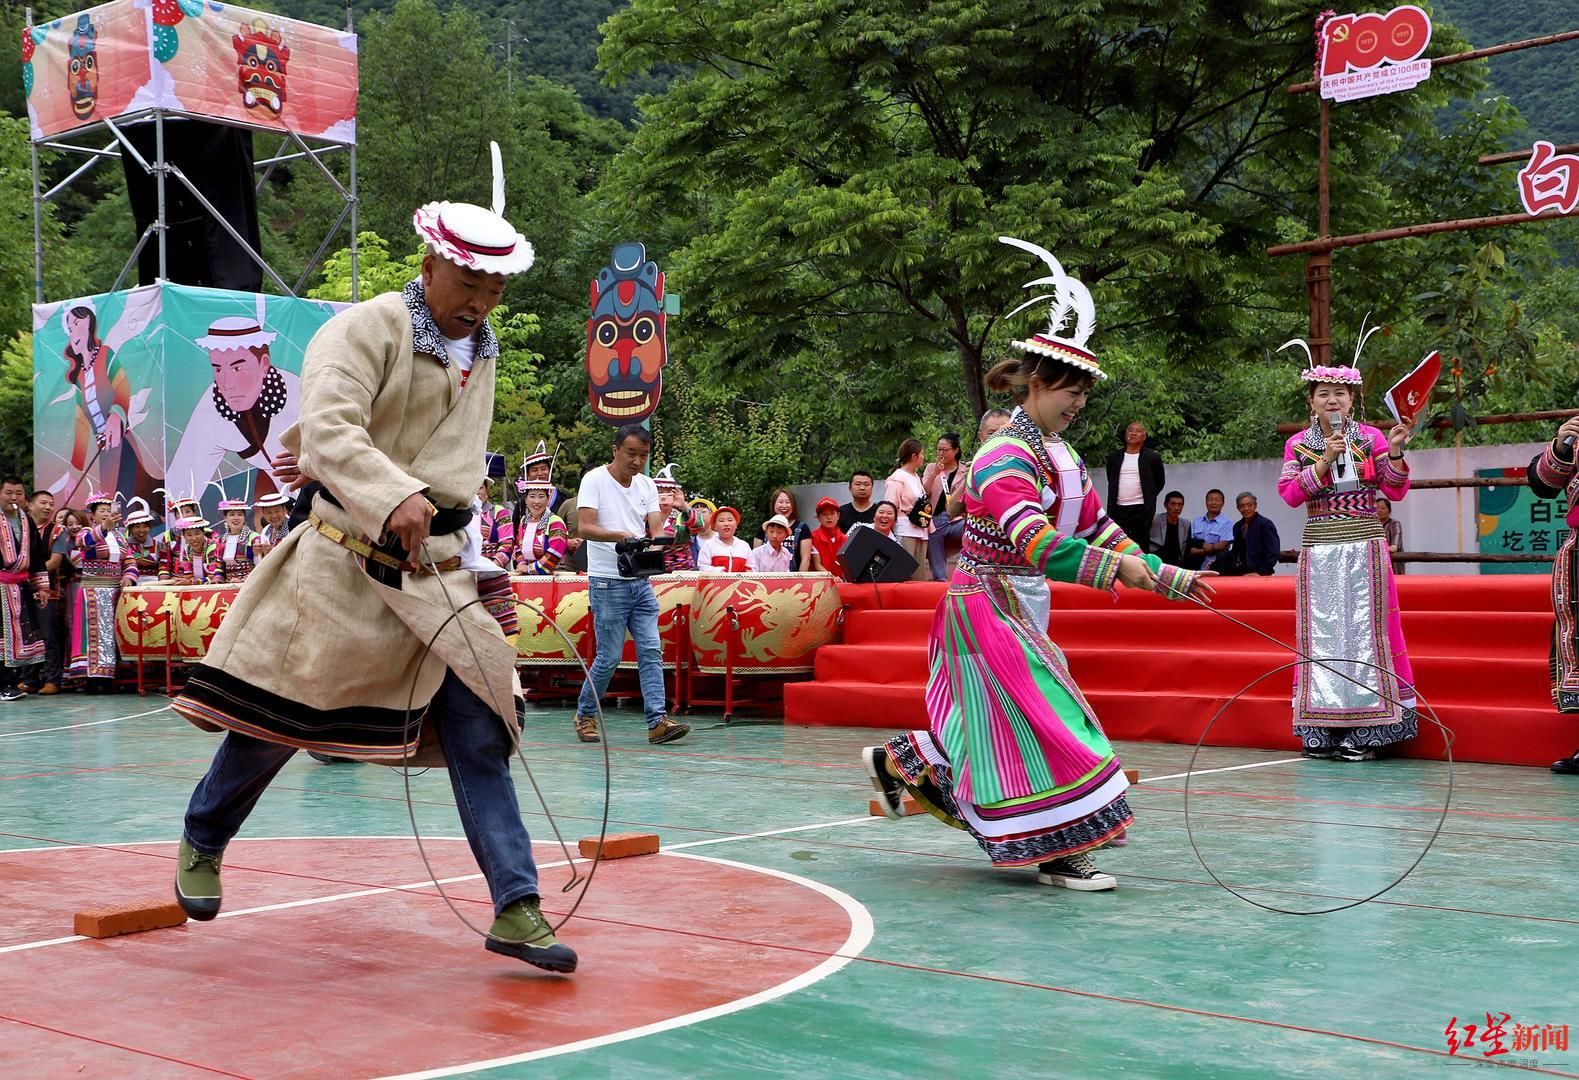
[485,898,578,973]
[174,838,223,921]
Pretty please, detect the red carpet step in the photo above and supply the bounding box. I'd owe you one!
[782,575,1568,768]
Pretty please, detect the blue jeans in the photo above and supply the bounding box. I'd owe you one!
[928,513,964,581]
[575,576,667,728]
[184,669,540,914]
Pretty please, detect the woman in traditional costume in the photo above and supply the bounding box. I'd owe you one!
[862,237,1211,890]
[122,500,162,580]
[68,491,137,684]
[161,517,218,584]
[513,476,569,576]
[1528,416,1579,773]
[214,498,263,583]
[478,479,515,570]
[654,464,696,572]
[1276,331,1416,761]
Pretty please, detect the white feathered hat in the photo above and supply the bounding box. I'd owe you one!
[413,142,535,276]
[654,463,683,491]
[998,236,1105,380]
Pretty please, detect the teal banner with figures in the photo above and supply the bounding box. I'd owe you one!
[1476,467,1566,575]
[32,283,346,522]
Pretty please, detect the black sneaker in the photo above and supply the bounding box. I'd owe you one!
[1336,746,1377,762]
[486,898,578,973]
[0,688,25,702]
[307,751,356,764]
[1301,747,1338,760]
[174,839,223,920]
[1551,753,1579,775]
[862,746,905,819]
[1037,852,1117,891]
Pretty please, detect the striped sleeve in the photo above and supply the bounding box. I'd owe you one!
[1529,442,1577,499]
[973,440,1121,590]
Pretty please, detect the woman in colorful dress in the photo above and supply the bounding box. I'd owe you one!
[478,480,516,571]
[1276,336,1417,761]
[255,492,294,554]
[69,492,137,685]
[654,465,696,572]
[513,477,569,575]
[1528,416,1579,774]
[863,238,1211,891]
[213,499,263,583]
[123,501,163,580]
[161,517,219,584]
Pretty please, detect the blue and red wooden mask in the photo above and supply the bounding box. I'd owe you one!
[586,242,665,424]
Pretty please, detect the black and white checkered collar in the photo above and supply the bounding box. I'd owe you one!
[402,278,500,368]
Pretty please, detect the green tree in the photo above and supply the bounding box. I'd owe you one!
[0,331,32,478]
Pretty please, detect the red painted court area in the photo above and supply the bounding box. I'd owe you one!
[0,838,862,1078]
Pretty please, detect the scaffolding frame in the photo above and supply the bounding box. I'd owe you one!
[30,105,360,305]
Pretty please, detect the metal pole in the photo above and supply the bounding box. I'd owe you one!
[1301,97,1333,365]
[155,111,168,281]
[165,163,295,295]
[31,139,44,304]
[349,144,359,302]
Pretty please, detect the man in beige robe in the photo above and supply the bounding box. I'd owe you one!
[169,149,578,974]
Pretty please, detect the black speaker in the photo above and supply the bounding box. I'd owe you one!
[839,527,917,583]
[121,119,263,292]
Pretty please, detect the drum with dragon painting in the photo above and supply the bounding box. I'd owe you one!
[688,572,841,674]
[116,585,237,660]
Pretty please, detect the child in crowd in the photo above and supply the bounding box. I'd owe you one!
[808,497,847,577]
[697,506,752,572]
[748,514,797,572]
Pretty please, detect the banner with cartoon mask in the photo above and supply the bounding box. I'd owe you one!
[586,242,667,424]
[24,0,357,144]
[32,283,346,522]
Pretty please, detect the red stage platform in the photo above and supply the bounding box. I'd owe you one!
[782,575,1569,768]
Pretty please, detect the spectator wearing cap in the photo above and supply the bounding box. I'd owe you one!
[808,497,847,576]
[748,515,798,572]
[255,491,293,553]
[752,488,812,571]
[697,507,752,572]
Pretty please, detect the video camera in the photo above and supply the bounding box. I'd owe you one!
[614,535,678,579]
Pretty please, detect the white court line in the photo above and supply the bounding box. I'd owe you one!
[375,850,876,1080]
[1139,757,1305,784]
[0,704,172,739]
[0,817,881,955]
[0,836,879,1079]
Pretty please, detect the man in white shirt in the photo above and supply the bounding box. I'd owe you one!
[572,425,689,745]
[1105,420,1165,551]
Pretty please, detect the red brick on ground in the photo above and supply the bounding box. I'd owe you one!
[868,795,923,817]
[578,833,660,860]
[74,901,188,938]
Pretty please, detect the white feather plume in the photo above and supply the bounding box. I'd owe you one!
[1063,279,1095,348]
[490,141,505,217]
[1352,311,1382,366]
[125,497,150,515]
[1278,337,1314,366]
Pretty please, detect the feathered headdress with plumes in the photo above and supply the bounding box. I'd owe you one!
[1280,313,1382,387]
[998,235,1104,380]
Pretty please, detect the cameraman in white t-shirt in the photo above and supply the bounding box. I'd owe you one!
[572,425,690,746]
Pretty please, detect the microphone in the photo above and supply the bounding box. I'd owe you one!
[1326,410,1347,480]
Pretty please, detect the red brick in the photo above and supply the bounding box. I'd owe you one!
[1124,768,1140,784]
[74,901,188,939]
[868,795,923,817]
[578,832,660,860]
